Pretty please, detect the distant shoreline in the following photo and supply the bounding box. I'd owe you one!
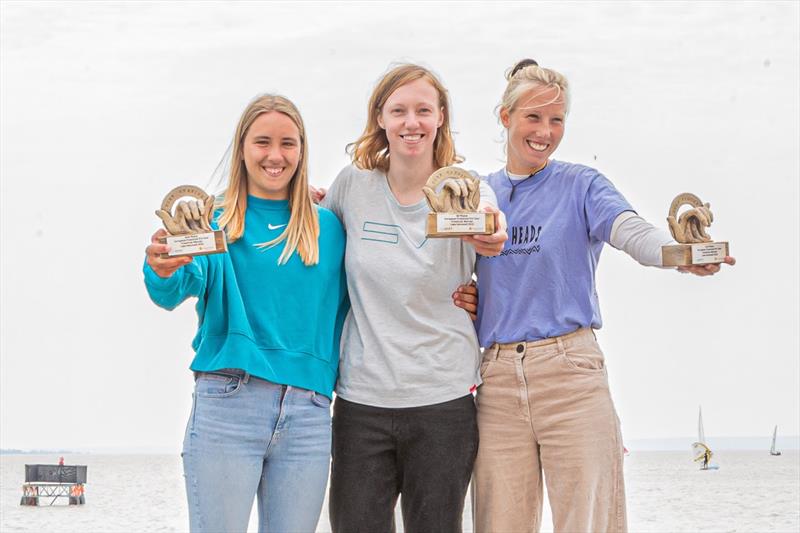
[0,448,175,455]
[0,449,80,455]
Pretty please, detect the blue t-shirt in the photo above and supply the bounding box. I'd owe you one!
[475,161,633,346]
[143,196,348,397]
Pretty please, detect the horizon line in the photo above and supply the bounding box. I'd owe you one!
[3,435,799,455]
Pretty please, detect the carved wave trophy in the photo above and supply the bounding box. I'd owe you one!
[423,167,495,238]
[156,185,227,258]
[661,193,729,266]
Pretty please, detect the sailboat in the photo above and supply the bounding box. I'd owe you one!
[691,406,719,470]
[770,425,782,456]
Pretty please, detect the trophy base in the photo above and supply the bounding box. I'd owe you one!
[159,230,227,258]
[426,213,495,238]
[662,241,729,267]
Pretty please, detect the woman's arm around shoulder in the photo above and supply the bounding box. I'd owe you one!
[316,204,347,242]
[319,165,359,221]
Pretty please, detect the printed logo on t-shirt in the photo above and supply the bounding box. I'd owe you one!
[490,224,542,258]
[361,221,428,249]
[511,224,541,246]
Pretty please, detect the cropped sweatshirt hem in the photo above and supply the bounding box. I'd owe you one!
[191,333,338,398]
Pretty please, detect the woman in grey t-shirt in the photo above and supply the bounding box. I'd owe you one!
[321,63,507,533]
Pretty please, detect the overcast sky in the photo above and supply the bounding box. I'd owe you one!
[1,1,798,452]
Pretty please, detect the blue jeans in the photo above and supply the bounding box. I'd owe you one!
[182,369,332,533]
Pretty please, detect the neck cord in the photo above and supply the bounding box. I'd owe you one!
[507,161,548,202]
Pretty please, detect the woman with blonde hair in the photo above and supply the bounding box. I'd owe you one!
[321,63,507,532]
[468,59,735,532]
[143,94,348,533]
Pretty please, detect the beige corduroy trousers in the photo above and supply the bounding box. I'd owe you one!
[471,328,627,533]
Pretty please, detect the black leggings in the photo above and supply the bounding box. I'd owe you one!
[329,395,478,533]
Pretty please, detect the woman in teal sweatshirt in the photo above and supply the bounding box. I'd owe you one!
[143,94,347,533]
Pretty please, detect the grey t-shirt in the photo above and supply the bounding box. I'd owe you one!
[323,164,497,408]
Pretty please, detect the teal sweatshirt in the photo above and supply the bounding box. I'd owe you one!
[143,197,348,397]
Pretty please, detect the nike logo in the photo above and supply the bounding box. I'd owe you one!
[268,223,287,230]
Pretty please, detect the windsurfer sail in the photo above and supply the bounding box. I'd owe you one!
[692,406,718,470]
[770,425,782,456]
[692,441,713,469]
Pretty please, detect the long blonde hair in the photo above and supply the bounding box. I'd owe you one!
[347,63,462,171]
[216,94,319,266]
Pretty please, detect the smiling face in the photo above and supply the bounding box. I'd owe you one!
[377,78,444,165]
[501,85,566,175]
[242,111,301,200]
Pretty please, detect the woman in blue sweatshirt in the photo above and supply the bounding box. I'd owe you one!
[143,94,348,533]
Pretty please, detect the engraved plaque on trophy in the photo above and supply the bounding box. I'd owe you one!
[661,192,729,267]
[156,185,227,258]
[422,167,495,238]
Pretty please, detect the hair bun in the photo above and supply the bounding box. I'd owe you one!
[509,59,539,79]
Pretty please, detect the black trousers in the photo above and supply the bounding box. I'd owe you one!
[329,395,478,533]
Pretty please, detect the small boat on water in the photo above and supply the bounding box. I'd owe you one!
[692,406,719,470]
[770,425,782,456]
[20,462,87,506]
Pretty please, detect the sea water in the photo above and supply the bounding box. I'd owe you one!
[1,451,798,532]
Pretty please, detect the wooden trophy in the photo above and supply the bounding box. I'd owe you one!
[423,167,495,238]
[156,185,227,258]
[661,193,729,266]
